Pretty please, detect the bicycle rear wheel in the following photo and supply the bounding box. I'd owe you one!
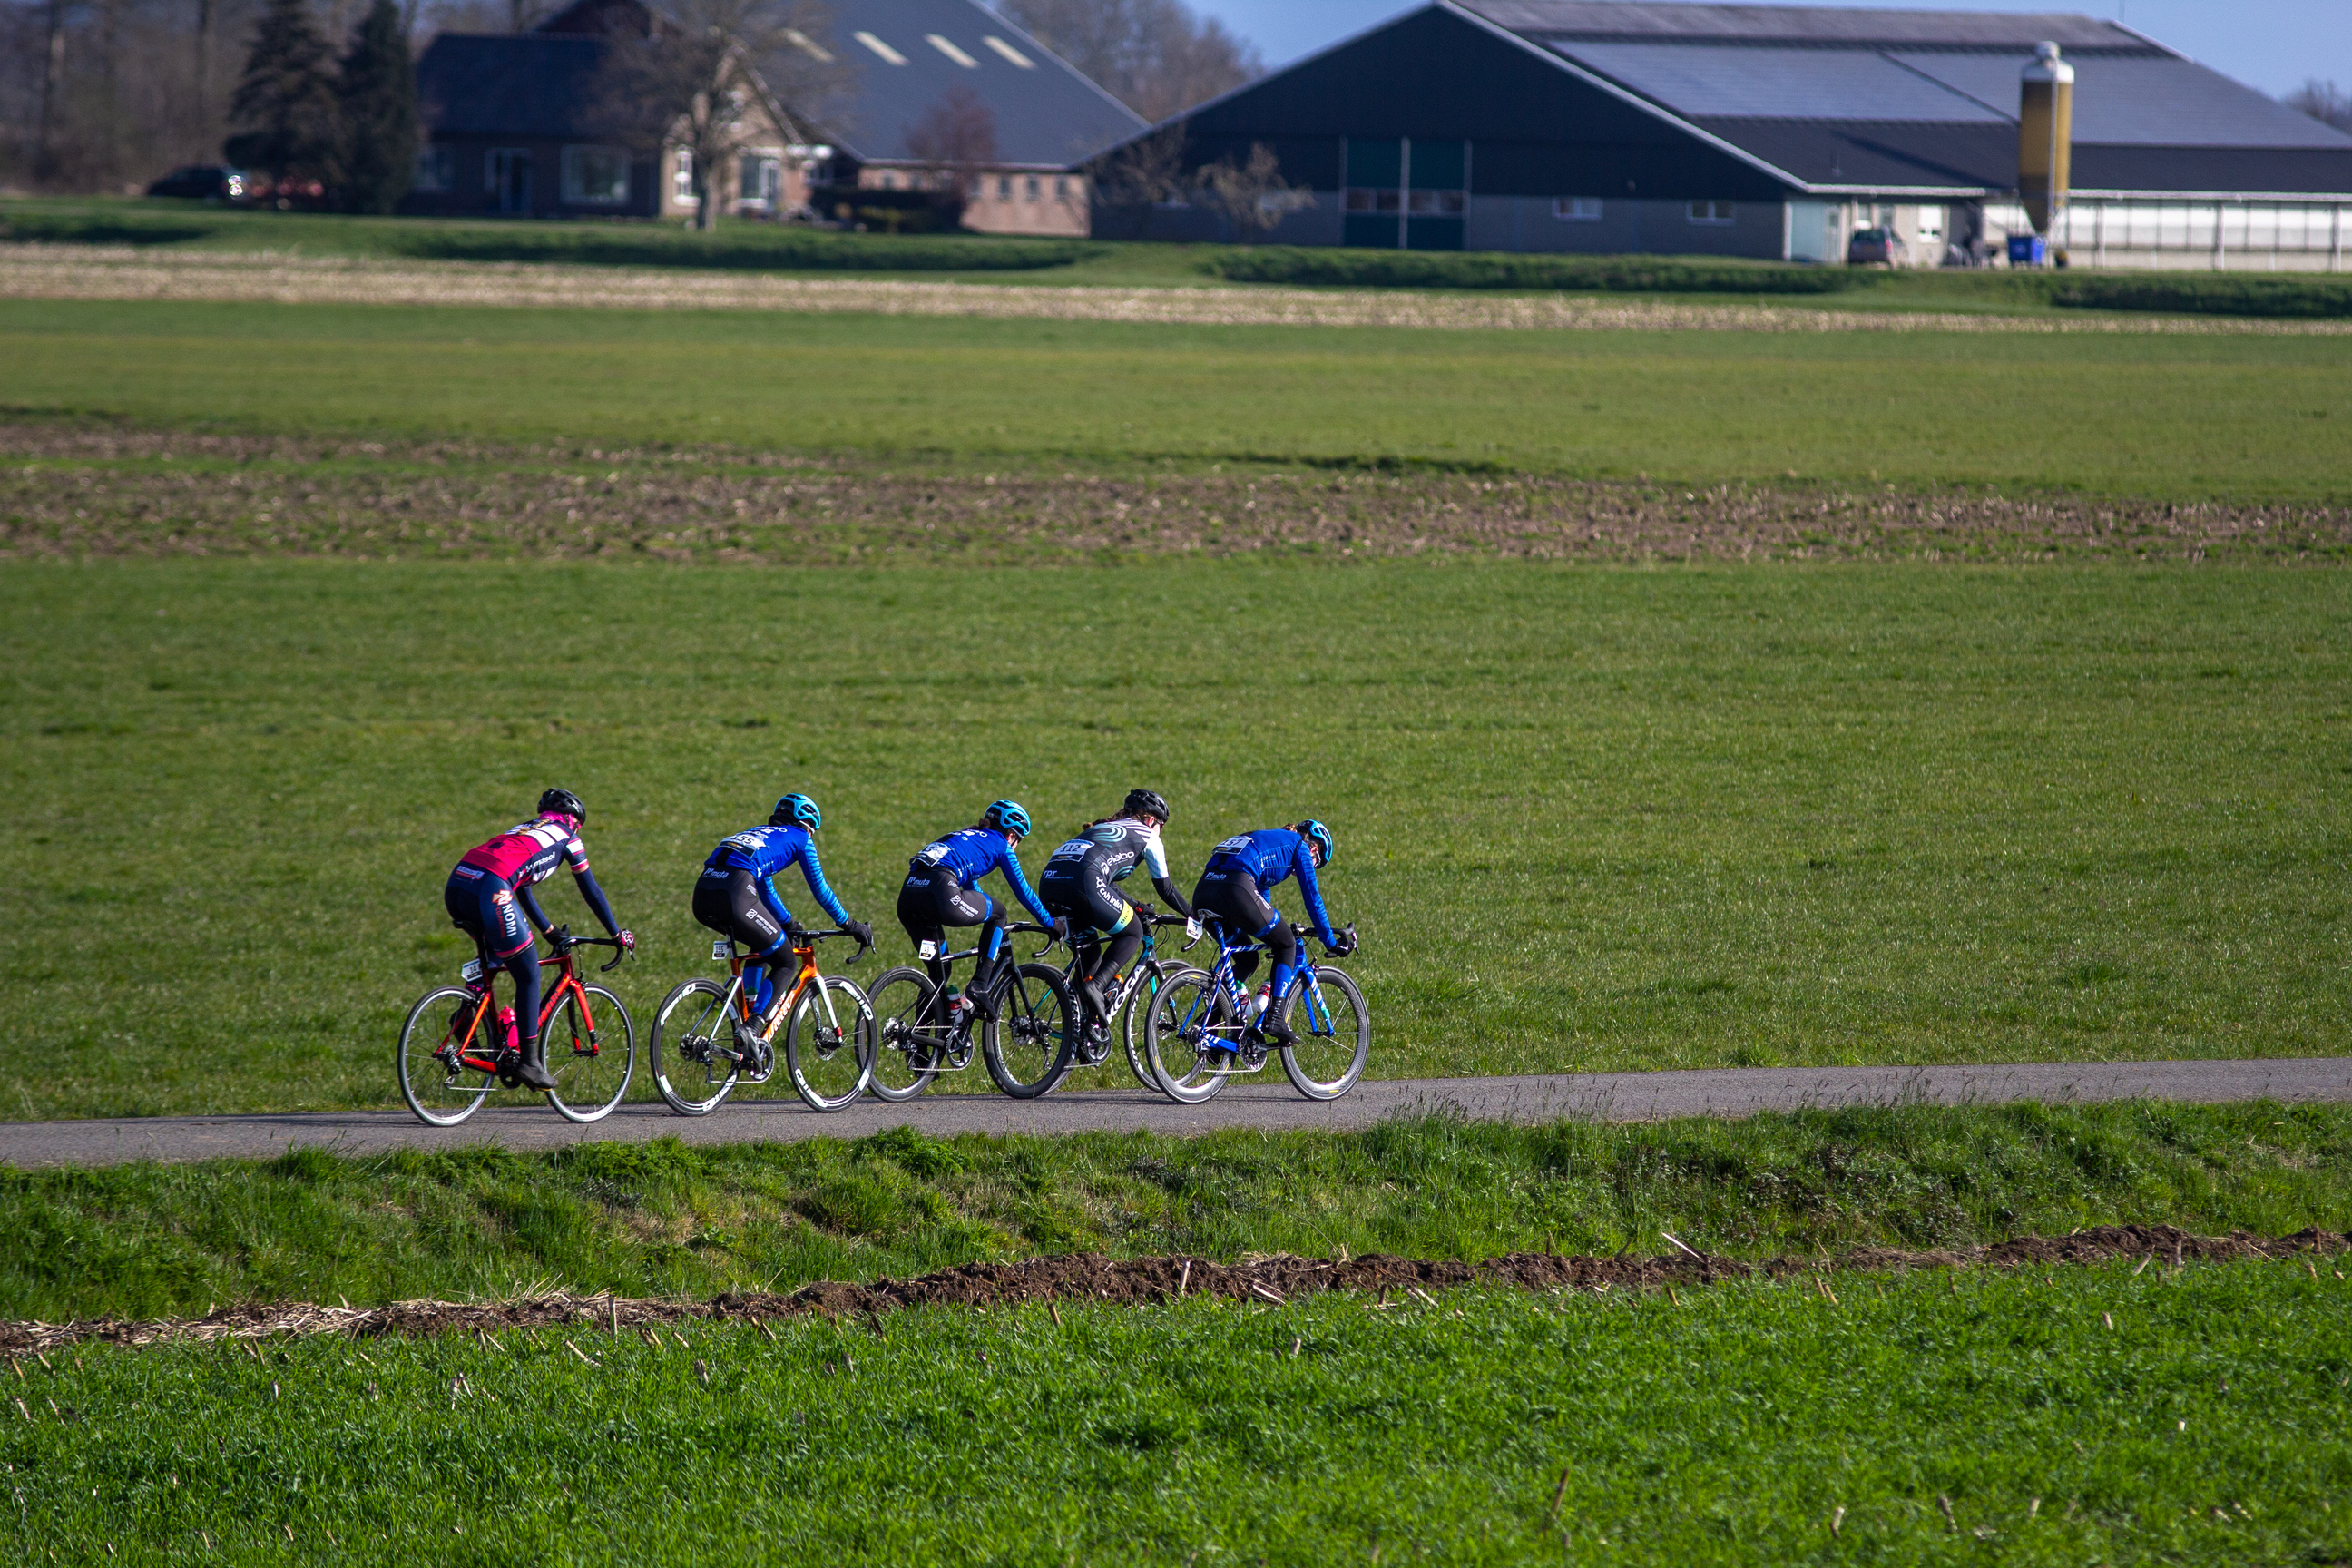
[544,983,634,1123]
[1122,964,1194,1092]
[1278,966,1369,1101]
[397,985,498,1127]
[785,975,876,1112]
[983,963,1074,1099]
[865,966,945,1102]
[1142,971,1239,1105]
[650,977,740,1116]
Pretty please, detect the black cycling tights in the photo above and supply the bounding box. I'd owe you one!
[1075,926,1145,994]
[447,872,542,1050]
[897,873,1012,992]
[1194,873,1295,991]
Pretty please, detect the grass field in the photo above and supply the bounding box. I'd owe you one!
[5,299,2349,499]
[3,1103,2344,1323]
[7,1258,2347,1563]
[3,557,2347,1118]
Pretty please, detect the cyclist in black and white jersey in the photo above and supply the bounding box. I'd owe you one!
[1040,788,1193,1024]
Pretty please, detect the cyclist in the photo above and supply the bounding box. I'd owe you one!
[444,788,633,1091]
[693,792,873,1026]
[898,799,1063,1021]
[1041,788,1193,1027]
[1191,819,1353,1053]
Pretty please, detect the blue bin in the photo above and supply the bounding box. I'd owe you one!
[2007,234,2048,267]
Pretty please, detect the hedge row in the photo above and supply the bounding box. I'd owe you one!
[1207,247,1864,295]
[2043,272,2352,319]
[378,227,1097,273]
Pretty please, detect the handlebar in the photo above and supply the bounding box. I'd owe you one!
[1005,919,1063,957]
[795,927,873,963]
[544,926,631,973]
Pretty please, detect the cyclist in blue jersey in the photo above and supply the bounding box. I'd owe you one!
[1191,819,1355,1051]
[692,792,873,1023]
[898,799,1064,1020]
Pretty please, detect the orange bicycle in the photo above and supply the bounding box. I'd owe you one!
[647,928,876,1114]
[397,926,635,1126]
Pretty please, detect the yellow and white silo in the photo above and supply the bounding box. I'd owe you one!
[2019,41,2074,236]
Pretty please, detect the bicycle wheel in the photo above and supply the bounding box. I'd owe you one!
[650,976,740,1116]
[397,986,498,1127]
[983,963,1074,1099]
[544,983,634,1123]
[866,966,945,1102]
[1142,970,1239,1105]
[1279,966,1370,1102]
[1122,964,1195,1092]
[785,975,876,1112]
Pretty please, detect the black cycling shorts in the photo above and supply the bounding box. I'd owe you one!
[693,868,789,958]
[1192,868,1295,977]
[1042,861,1132,938]
[897,868,995,949]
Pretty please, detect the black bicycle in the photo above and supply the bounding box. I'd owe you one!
[864,923,1076,1101]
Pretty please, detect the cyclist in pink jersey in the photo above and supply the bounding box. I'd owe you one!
[444,788,633,1090]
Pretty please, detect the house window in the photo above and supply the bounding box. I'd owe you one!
[1406,188,1465,215]
[1554,196,1602,221]
[413,143,455,193]
[672,150,695,203]
[997,174,1013,199]
[740,153,780,205]
[561,145,630,206]
[1054,175,1069,199]
[1024,174,1041,201]
[1345,188,1403,213]
[1688,201,1735,225]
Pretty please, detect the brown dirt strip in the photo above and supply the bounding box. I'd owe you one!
[4,244,2346,336]
[5,1226,2339,1353]
[7,427,2347,564]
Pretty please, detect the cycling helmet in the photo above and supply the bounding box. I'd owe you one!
[538,787,586,825]
[982,799,1032,838]
[769,792,822,830]
[1294,819,1335,867]
[1123,788,1171,822]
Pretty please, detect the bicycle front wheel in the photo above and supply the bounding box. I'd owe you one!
[983,963,1075,1099]
[865,966,946,1102]
[650,977,740,1116]
[785,975,876,1112]
[1142,970,1239,1105]
[397,986,497,1127]
[544,983,634,1122]
[1279,966,1369,1101]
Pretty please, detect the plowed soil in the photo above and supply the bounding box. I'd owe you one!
[8,427,2347,564]
[6,1226,2339,1354]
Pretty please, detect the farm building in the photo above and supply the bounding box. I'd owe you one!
[1096,1,2352,269]
[408,0,1143,234]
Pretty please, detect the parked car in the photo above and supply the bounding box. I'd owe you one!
[1847,227,1908,267]
[146,165,250,202]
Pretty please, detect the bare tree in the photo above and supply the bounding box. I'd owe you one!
[593,0,848,230]
[998,0,1259,122]
[904,83,995,227]
[2286,79,2352,132]
[1086,121,1182,237]
[1194,141,1308,241]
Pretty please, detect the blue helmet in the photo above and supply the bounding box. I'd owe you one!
[982,799,1032,838]
[1294,819,1335,867]
[769,792,822,830]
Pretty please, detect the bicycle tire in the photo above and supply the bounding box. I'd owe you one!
[983,963,1075,1099]
[1122,964,1195,1093]
[866,966,945,1102]
[1279,965,1370,1102]
[544,983,634,1123]
[650,976,740,1116]
[397,985,498,1127]
[1142,969,1239,1104]
[785,975,877,1112]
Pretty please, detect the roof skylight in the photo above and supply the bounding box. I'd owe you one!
[927,34,979,67]
[854,31,906,64]
[982,34,1034,68]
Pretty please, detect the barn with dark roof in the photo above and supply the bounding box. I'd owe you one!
[1098,1,2352,269]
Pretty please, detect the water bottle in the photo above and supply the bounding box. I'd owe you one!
[1248,986,1269,1023]
[496,1006,519,1055]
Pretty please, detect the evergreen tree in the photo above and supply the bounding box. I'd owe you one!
[338,0,417,214]
[225,0,340,192]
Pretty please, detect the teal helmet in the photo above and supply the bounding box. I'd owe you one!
[982,799,1032,838]
[1294,819,1335,867]
[769,792,822,830]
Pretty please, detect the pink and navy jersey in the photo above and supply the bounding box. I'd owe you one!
[458,815,590,889]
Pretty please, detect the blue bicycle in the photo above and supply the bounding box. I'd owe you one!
[1142,916,1367,1102]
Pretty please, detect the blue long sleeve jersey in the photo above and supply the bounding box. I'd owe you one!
[704,824,852,929]
[912,827,1054,925]
[1202,828,1338,944]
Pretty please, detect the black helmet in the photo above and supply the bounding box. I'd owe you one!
[769,792,822,830]
[538,787,586,824]
[1123,789,1171,822]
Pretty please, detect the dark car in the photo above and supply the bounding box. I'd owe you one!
[1846,227,1908,267]
[146,165,250,202]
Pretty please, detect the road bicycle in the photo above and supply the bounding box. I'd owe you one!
[397,926,635,1126]
[1050,910,1204,1094]
[1142,917,1367,1103]
[865,922,1075,1102]
[647,928,876,1114]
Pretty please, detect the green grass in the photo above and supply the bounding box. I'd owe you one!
[6,299,2352,499]
[10,1260,2349,1563]
[3,1103,2345,1324]
[5,558,2347,1119]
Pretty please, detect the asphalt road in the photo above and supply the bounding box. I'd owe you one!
[0,1057,2344,1167]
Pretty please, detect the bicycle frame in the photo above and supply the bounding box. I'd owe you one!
[707,936,850,1048]
[895,924,1054,1072]
[1177,922,1344,1074]
[446,940,604,1075]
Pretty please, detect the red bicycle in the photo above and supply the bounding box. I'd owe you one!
[397,926,635,1125]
